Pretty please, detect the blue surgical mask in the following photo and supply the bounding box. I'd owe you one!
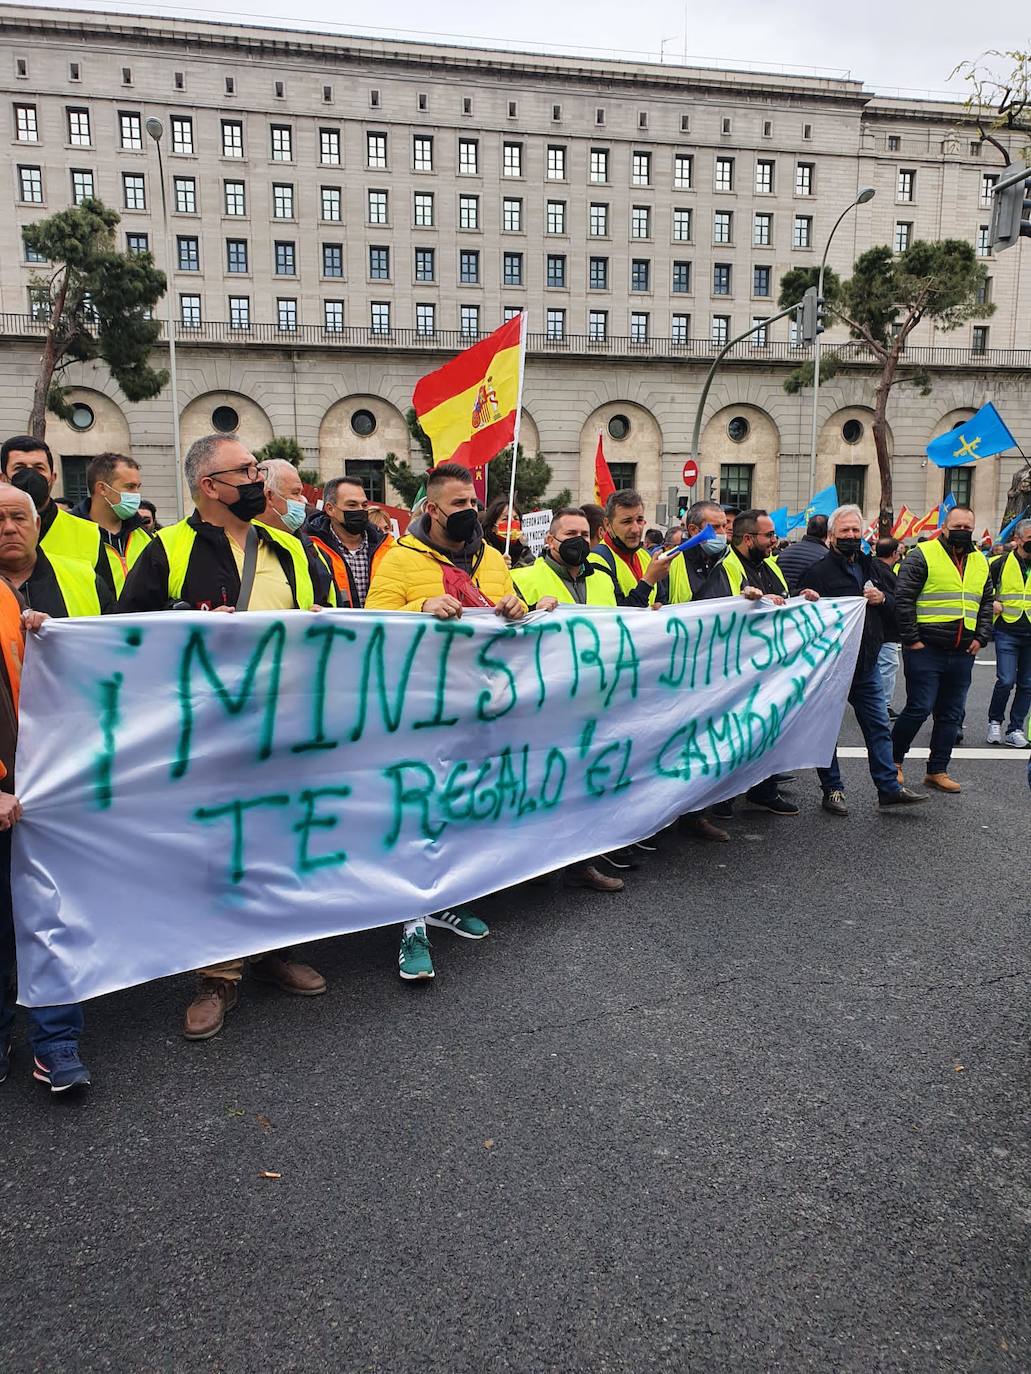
[281,498,307,533]
[108,490,141,520]
[701,534,728,554]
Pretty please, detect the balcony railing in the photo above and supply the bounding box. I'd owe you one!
[2,313,1028,369]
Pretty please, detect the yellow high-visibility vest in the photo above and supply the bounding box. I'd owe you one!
[49,553,101,617]
[512,557,617,608]
[40,506,102,566]
[588,542,655,604]
[719,546,789,596]
[157,520,316,609]
[102,525,152,594]
[994,550,1031,625]
[914,537,990,632]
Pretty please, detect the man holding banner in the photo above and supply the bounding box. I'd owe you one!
[589,490,668,607]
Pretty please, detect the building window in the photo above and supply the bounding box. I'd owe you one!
[795,162,814,196]
[323,85,333,104]
[671,313,690,343]
[270,125,292,161]
[972,325,989,354]
[28,286,49,321]
[546,254,566,288]
[672,261,691,294]
[944,466,973,505]
[125,232,148,256]
[174,177,196,213]
[753,265,771,297]
[503,251,523,286]
[415,302,435,335]
[224,76,235,96]
[67,107,91,146]
[588,309,608,340]
[368,190,388,224]
[226,238,248,273]
[176,235,199,271]
[714,210,733,244]
[122,173,146,211]
[119,111,142,150]
[631,205,651,239]
[275,241,297,276]
[229,295,250,329]
[459,249,479,284]
[595,108,605,126]
[460,304,480,336]
[458,138,478,175]
[503,306,523,322]
[755,159,774,194]
[630,312,649,343]
[371,302,391,334]
[631,259,650,292]
[762,120,772,137]
[897,168,915,201]
[322,243,343,277]
[607,461,636,490]
[631,151,651,186]
[720,463,753,507]
[459,194,479,230]
[462,98,473,116]
[590,148,609,183]
[213,180,243,220]
[272,183,294,219]
[589,256,608,290]
[672,207,692,242]
[324,300,344,333]
[503,197,522,232]
[754,212,772,247]
[976,224,990,257]
[415,247,435,282]
[894,221,912,253]
[751,317,769,347]
[715,156,734,192]
[802,123,812,140]
[711,315,730,347]
[793,215,813,249]
[713,263,732,296]
[274,81,286,100]
[547,145,566,180]
[546,308,565,339]
[886,135,900,152]
[320,128,341,165]
[15,104,38,142]
[547,200,566,235]
[673,153,693,190]
[277,298,297,331]
[589,202,608,237]
[980,172,998,207]
[320,186,340,221]
[346,458,386,503]
[835,464,865,508]
[171,115,194,155]
[180,293,201,328]
[19,165,43,203]
[71,169,94,204]
[367,132,387,169]
[221,120,243,158]
[976,276,992,306]
[552,104,562,122]
[413,191,435,227]
[22,231,44,263]
[503,142,522,177]
[413,135,433,172]
[368,245,389,279]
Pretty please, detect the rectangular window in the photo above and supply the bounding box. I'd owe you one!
[414,247,435,282]
[459,249,480,284]
[413,135,433,172]
[458,138,478,175]
[589,256,608,290]
[67,107,91,146]
[894,221,912,253]
[322,243,343,277]
[835,464,866,508]
[324,300,344,333]
[415,302,435,335]
[174,177,196,213]
[414,191,434,227]
[19,165,43,203]
[713,263,731,296]
[589,202,608,237]
[270,125,292,161]
[460,304,480,337]
[590,148,609,183]
[71,169,94,204]
[272,183,294,219]
[588,309,608,341]
[275,240,296,276]
[715,156,734,192]
[631,259,650,292]
[180,293,201,328]
[897,168,915,201]
[226,238,248,273]
[719,462,753,507]
[671,313,690,343]
[546,254,566,288]
[547,145,566,180]
[631,151,651,186]
[22,231,45,263]
[944,466,973,504]
[793,215,813,249]
[547,200,566,235]
[976,276,992,306]
[672,261,691,294]
[459,194,479,230]
[368,190,388,224]
[714,210,733,245]
[753,265,771,297]
[502,197,522,232]
[176,235,199,271]
[546,308,566,339]
[630,312,649,343]
[367,245,389,279]
[221,120,243,158]
[503,142,522,177]
[609,462,637,491]
[980,172,998,207]
[755,159,774,194]
[371,302,391,334]
[503,251,523,286]
[971,325,989,354]
[320,186,340,221]
[345,458,386,504]
[673,153,693,190]
[672,207,692,242]
[229,295,250,329]
[15,104,38,142]
[754,212,772,247]
[631,205,651,240]
[887,135,901,152]
[711,315,730,347]
[125,232,148,256]
[320,128,341,165]
[122,172,146,211]
[28,286,49,321]
[224,181,246,216]
[171,115,194,155]
[367,132,387,169]
[751,316,769,347]
[976,224,990,257]
[795,161,814,196]
[120,111,142,150]
[277,298,297,331]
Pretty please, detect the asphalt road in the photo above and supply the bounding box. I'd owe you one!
[1,664,1029,1373]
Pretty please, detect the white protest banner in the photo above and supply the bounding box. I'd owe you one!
[13,598,864,1005]
[520,509,552,557]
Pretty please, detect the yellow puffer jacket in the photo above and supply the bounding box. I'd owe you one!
[366,531,522,611]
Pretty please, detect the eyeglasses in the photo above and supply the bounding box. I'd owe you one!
[207,462,260,482]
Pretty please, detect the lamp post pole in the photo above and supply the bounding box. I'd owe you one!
[146,117,184,522]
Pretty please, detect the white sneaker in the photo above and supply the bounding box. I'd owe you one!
[986,721,1002,745]
[1004,728,1030,749]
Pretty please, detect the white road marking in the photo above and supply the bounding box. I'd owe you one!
[974,660,997,667]
[836,746,1028,760]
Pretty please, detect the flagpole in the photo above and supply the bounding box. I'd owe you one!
[503,310,528,558]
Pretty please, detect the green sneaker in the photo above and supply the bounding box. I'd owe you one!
[426,909,489,940]
[398,924,434,980]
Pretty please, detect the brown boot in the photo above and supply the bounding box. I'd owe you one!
[685,816,730,843]
[250,953,327,996]
[896,764,905,786]
[183,977,238,1041]
[564,863,624,893]
[924,772,961,793]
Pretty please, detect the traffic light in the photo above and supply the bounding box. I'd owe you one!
[799,285,825,345]
[989,164,1031,253]
[704,475,717,501]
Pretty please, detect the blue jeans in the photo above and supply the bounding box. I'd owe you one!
[988,626,1031,733]
[892,644,975,775]
[0,830,83,1059]
[818,664,901,798]
[877,642,900,710]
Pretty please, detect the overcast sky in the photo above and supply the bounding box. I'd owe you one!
[26,0,1031,97]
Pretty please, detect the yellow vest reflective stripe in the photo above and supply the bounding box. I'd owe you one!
[103,526,153,594]
[588,543,655,604]
[48,553,101,617]
[157,520,316,609]
[996,550,1031,624]
[666,554,693,605]
[914,538,990,632]
[512,557,617,607]
[40,507,101,566]
[719,547,789,596]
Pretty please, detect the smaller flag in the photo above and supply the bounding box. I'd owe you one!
[908,503,942,537]
[665,524,716,557]
[926,402,1017,468]
[797,484,838,523]
[937,492,957,528]
[594,434,616,506]
[997,504,1031,545]
[890,506,916,539]
[770,506,789,538]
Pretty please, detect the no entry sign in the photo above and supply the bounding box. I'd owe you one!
[681,459,699,487]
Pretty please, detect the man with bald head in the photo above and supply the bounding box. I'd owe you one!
[0,484,112,618]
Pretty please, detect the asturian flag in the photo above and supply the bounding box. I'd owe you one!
[926,403,1017,469]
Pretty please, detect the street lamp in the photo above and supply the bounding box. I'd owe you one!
[807,186,876,499]
[145,116,184,522]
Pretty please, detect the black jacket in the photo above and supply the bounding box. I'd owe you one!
[302,510,389,606]
[71,495,150,559]
[800,549,893,676]
[893,536,994,651]
[700,547,785,600]
[776,535,829,594]
[18,548,115,618]
[989,549,1031,640]
[656,543,725,604]
[117,513,335,612]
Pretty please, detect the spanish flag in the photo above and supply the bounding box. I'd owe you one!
[891,506,915,539]
[907,503,941,536]
[412,313,525,469]
[594,434,616,506]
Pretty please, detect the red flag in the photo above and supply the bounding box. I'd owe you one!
[594,434,616,506]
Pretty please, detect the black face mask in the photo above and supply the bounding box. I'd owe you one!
[835,537,862,559]
[555,535,590,567]
[946,528,974,552]
[341,510,369,535]
[10,468,50,512]
[1022,541,1031,557]
[220,480,266,523]
[442,507,479,543]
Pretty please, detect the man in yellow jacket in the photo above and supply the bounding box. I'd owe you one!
[366,461,526,981]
